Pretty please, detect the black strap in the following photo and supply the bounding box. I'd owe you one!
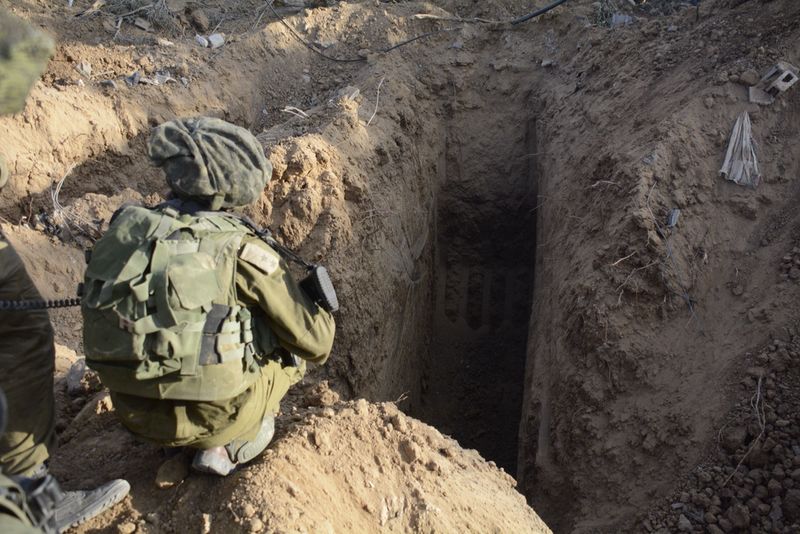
[199,304,232,366]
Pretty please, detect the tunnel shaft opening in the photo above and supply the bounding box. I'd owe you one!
[414,112,539,474]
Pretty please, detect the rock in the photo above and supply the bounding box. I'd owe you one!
[357,49,369,59]
[769,478,783,496]
[704,96,715,109]
[100,79,118,90]
[207,33,225,49]
[304,381,340,407]
[187,6,210,32]
[783,489,800,522]
[398,439,419,463]
[117,522,136,534]
[727,503,750,528]
[354,398,368,415]
[75,60,92,77]
[194,35,209,48]
[66,359,87,395]
[541,58,555,67]
[242,503,256,518]
[677,514,692,531]
[721,425,748,452]
[740,69,760,86]
[707,525,724,534]
[248,517,264,532]
[201,513,212,534]
[312,430,331,450]
[155,453,189,489]
[789,267,800,280]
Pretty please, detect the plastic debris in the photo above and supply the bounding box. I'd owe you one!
[611,13,633,27]
[134,17,152,31]
[749,61,799,105]
[666,208,680,228]
[720,112,760,188]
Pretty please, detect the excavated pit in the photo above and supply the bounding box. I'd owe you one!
[415,118,538,473]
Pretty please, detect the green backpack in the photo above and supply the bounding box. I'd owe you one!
[82,205,267,402]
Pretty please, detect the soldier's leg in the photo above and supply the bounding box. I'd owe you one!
[193,358,306,474]
[0,234,56,476]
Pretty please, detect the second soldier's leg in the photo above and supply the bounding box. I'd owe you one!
[0,233,56,476]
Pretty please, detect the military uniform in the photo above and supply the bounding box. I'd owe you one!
[0,7,56,480]
[82,117,336,473]
[0,8,129,532]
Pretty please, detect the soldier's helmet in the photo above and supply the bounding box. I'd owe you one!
[148,117,272,209]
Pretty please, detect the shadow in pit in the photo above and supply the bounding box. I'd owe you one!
[417,117,538,474]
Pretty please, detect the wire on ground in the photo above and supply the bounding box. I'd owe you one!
[263,0,572,63]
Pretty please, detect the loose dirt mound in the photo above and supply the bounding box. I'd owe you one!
[51,367,549,533]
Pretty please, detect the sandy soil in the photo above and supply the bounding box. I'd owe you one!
[2,0,800,532]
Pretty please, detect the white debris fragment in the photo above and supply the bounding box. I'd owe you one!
[207,33,225,49]
[74,60,92,77]
[195,34,209,47]
[720,112,760,188]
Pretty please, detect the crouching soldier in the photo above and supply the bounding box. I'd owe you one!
[81,117,336,476]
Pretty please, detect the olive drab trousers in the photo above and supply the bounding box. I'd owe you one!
[110,359,305,449]
[0,232,56,476]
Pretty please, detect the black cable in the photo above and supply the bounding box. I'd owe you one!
[268,3,366,63]
[0,297,81,311]
[266,0,572,64]
[511,0,571,24]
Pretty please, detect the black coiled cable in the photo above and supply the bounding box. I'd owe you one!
[0,297,81,311]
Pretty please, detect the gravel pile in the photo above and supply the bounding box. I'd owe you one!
[642,333,800,533]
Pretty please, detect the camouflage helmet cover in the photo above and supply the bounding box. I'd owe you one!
[147,117,271,208]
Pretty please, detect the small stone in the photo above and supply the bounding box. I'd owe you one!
[727,503,750,528]
[707,525,724,534]
[66,359,87,395]
[117,522,136,534]
[677,514,692,531]
[357,49,369,58]
[201,513,212,534]
[207,33,225,49]
[704,96,715,109]
[541,58,555,67]
[398,439,419,463]
[784,489,800,521]
[740,69,760,86]
[155,453,189,489]
[312,430,330,450]
[667,24,678,32]
[195,35,209,48]
[99,79,118,90]
[354,398,368,415]
[75,60,92,77]
[721,425,748,452]
[789,268,800,280]
[188,7,210,32]
[242,503,256,518]
[248,517,264,533]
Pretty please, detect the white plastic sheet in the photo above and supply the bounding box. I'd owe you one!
[720,112,760,188]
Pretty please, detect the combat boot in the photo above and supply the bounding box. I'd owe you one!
[192,414,275,476]
[14,469,129,533]
[53,478,130,533]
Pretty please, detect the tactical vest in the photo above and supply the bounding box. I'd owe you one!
[82,205,266,402]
